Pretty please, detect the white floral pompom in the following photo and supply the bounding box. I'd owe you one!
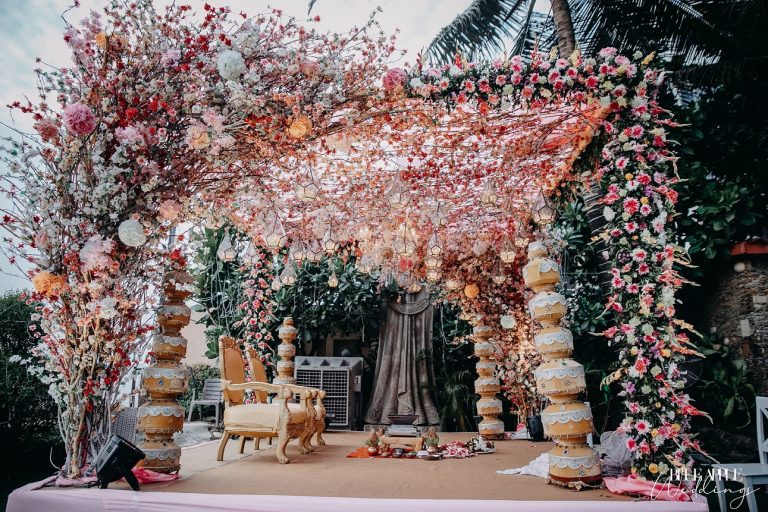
[118,219,146,247]
[500,315,517,329]
[217,50,246,81]
[603,206,616,222]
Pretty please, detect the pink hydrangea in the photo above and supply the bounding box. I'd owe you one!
[79,234,114,271]
[382,68,407,94]
[63,102,97,136]
[34,118,60,142]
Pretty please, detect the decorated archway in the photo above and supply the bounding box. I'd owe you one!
[1,0,701,482]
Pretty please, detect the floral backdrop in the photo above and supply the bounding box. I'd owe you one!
[0,0,701,483]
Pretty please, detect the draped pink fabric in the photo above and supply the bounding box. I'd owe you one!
[604,475,693,502]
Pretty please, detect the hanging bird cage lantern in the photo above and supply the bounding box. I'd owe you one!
[492,260,507,285]
[513,218,529,249]
[289,239,305,263]
[305,240,323,263]
[262,211,288,250]
[392,222,417,258]
[480,179,499,207]
[322,224,339,253]
[271,274,283,291]
[295,167,321,202]
[426,268,442,283]
[499,235,516,263]
[280,262,297,286]
[356,254,375,274]
[531,190,555,225]
[426,231,443,258]
[242,240,261,266]
[328,269,339,288]
[216,232,237,262]
[424,254,442,270]
[205,213,224,230]
[385,173,411,209]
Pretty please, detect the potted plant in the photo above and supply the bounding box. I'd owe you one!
[364,430,380,456]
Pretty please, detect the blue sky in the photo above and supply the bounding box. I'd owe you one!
[0,0,549,291]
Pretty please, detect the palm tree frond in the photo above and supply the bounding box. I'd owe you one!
[424,0,533,64]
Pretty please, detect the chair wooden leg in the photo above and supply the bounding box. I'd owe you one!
[238,436,247,454]
[299,429,312,454]
[253,437,260,450]
[217,430,230,461]
[277,433,290,464]
[744,478,758,512]
[316,420,326,446]
[268,437,272,446]
[714,474,727,512]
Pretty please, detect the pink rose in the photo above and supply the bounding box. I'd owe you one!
[63,102,97,136]
[382,68,407,94]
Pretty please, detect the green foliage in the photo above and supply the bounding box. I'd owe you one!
[270,250,385,354]
[0,292,63,504]
[674,88,767,266]
[430,302,476,432]
[190,226,248,359]
[690,334,756,431]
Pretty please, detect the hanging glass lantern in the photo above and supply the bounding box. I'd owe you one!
[305,240,323,263]
[357,225,372,242]
[480,179,499,207]
[271,274,283,291]
[426,268,442,283]
[445,277,462,291]
[289,239,305,263]
[424,254,442,270]
[385,174,410,209]
[531,190,556,225]
[328,269,339,288]
[242,241,261,266]
[356,254,374,274]
[216,232,237,262]
[499,235,516,263]
[426,231,443,257]
[295,168,321,202]
[492,260,507,285]
[262,211,288,250]
[392,222,417,257]
[322,224,339,253]
[513,219,529,249]
[280,263,297,286]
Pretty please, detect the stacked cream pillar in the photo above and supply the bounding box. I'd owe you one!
[137,270,194,473]
[473,325,504,439]
[523,241,602,487]
[273,317,297,385]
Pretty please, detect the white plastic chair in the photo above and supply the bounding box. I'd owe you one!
[713,396,768,512]
[187,378,224,425]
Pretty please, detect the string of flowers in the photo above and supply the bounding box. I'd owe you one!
[400,48,705,479]
[235,248,277,372]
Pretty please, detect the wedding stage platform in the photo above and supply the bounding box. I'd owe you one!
[8,432,708,512]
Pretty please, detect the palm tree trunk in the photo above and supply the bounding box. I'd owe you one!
[551,0,576,56]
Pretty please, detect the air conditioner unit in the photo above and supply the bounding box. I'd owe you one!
[294,356,363,430]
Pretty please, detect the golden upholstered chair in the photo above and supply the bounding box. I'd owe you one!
[246,344,327,448]
[217,336,314,464]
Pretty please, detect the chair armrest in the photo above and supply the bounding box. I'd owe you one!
[224,380,290,399]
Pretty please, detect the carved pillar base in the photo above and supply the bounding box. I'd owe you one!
[137,270,193,473]
[274,317,297,385]
[473,325,504,439]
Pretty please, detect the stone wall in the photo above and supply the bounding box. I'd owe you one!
[705,256,768,394]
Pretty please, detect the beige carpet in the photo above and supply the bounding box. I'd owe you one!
[125,432,628,501]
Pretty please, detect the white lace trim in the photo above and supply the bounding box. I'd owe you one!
[158,304,191,316]
[549,452,600,469]
[138,405,185,418]
[143,366,190,380]
[535,329,574,346]
[542,408,593,425]
[154,335,187,347]
[528,292,567,315]
[143,447,181,461]
[522,259,560,280]
[535,360,584,381]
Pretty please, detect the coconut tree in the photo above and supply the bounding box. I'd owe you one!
[424,0,767,87]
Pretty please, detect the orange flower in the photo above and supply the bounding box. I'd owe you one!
[32,271,67,296]
[464,283,480,299]
[95,32,107,48]
[286,115,312,140]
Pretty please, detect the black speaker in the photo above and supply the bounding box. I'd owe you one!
[94,435,145,491]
